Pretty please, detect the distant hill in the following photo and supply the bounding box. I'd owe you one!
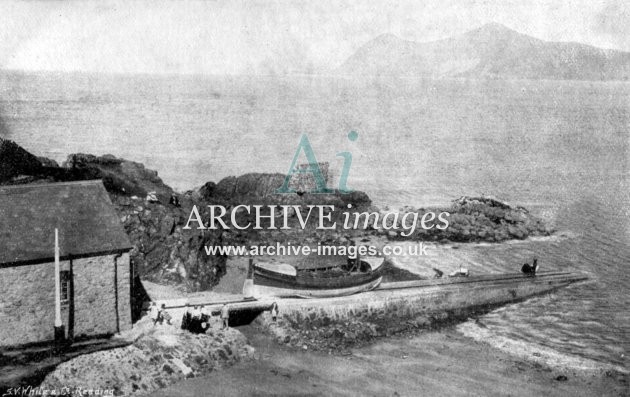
[338,23,630,80]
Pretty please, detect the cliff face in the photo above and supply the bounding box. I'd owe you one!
[114,195,226,291]
[63,153,174,201]
[0,137,45,182]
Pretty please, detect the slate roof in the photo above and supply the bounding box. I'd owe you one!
[0,180,132,266]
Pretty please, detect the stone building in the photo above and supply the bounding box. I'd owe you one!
[0,180,133,347]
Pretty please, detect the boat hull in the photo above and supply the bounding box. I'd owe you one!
[252,276,383,298]
[252,262,384,298]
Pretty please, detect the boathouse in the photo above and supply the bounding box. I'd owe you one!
[0,180,133,347]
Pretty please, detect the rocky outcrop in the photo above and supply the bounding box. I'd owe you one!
[0,140,174,202]
[197,172,372,208]
[63,153,174,202]
[444,196,551,241]
[37,156,60,168]
[114,195,226,291]
[194,171,374,249]
[40,322,254,396]
[199,173,286,201]
[372,196,552,243]
[0,138,45,182]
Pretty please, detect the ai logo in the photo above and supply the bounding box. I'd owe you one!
[276,131,359,194]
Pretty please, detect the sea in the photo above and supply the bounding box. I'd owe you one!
[0,71,628,370]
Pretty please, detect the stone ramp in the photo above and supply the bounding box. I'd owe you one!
[277,271,587,319]
[157,271,587,328]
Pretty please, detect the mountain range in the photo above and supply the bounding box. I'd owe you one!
[337,23,630,80]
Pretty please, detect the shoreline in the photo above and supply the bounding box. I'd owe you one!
[3,238,621,395]
[152,324,629,397]
[457,321,628,376]
[27,272,625,397]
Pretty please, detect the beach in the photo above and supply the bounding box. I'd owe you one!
[153,324,628,397]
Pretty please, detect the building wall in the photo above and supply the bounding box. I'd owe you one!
[116,252,132,332]
[0,261,57,346]
[72,253,132,337]
[0,252,132,347]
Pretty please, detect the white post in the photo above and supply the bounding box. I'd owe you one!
[242,258,254,298]
[54,228,62,328]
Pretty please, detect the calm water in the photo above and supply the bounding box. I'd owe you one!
[1,72,628,368]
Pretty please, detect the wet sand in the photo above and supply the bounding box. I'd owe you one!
[152,324,628,397]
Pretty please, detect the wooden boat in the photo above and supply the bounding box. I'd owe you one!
[243,256,384,298]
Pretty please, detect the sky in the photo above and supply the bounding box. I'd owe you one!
[0,0,628,75]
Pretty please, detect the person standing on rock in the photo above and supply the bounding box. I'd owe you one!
[270,302,278,322]
[181,303,192,331]
[200,305,210,332]
[189,305,201,333]
[221,304,230,329]
[169,194,180,207]
[149,302,159,326]
[160,303,172,325]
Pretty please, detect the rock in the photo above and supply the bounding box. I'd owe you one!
[40,324,254,396]
[196,172,371,208]
[113,188,226,291]
[171,357,193,377]
[160,215,176,236]
[63,153,174,200]
[507,224,527,239]
[0,138,44,182]
[146,191,159,203]
[38,156,60,168]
